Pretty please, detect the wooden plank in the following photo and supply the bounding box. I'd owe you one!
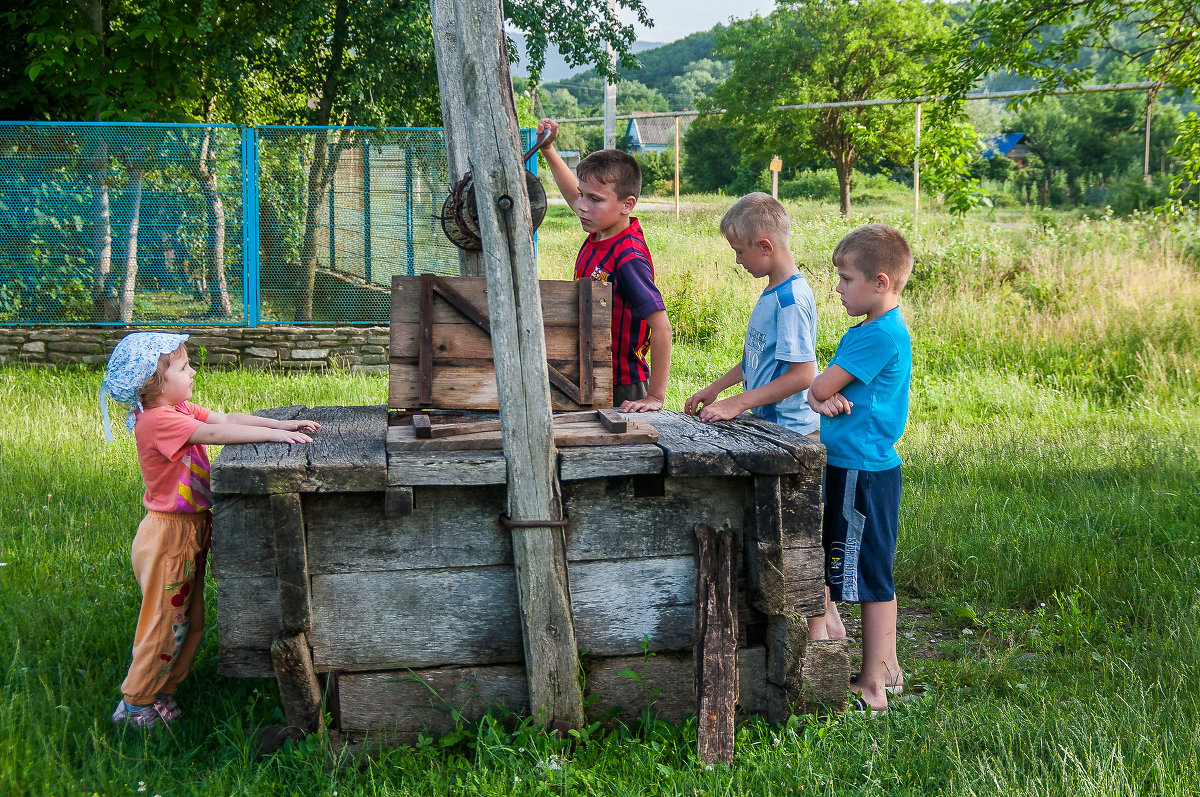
[688,416,802,475]
[271,633,323,735]
[218,646,273,679]
[385,417,656,452]
[301,477,743,574]
[389,321,610,363]
[694,523,737,765]
[337,665,529,735]
[271,492,311,635]
[384,486,414,516]
[212,405,387,495]
[780,470,823,548]
[419,274,434,406]
[217,575,280,652]
[389,361,613,411]
[748,475,824,617]
[558,444,662,481]
[210,494,274,579]
[307,566,525,670]
[764,613,806,724]
[585,647,766,726]
[596,408,626,433]
[635,410,750,477]
[431,274,491,331]
[411,414,433,439]
[335,651,767,741]
[387,450,508,486]
[571,557,698,656]
[578,278,594,404]
[391,277,610,329]
[732,414,826,472]
[800,638,850,713]
[304,489,513,574]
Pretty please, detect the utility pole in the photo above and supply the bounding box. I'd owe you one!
[913,103,922,228]
[603,0,617,149]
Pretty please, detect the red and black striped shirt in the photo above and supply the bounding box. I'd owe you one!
[574,217,666,386]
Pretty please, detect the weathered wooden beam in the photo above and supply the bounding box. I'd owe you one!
[747,475,824,617]
[271,492,311,635]
[800,638,850,714]
[428,0,482,277]
[270,633,323,735]
[384,486,414,517]
[431,0,584,730]
[764,612,806,724]
[694,522,737,765]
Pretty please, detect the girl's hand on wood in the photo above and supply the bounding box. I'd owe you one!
[284,419,322,432]
[272,429,314,444]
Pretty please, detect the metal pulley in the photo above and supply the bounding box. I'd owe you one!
[440,134,549,250]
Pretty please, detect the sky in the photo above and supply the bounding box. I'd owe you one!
[619,0,775,44]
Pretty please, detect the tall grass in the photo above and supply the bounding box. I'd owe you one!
[1,199,1198,795]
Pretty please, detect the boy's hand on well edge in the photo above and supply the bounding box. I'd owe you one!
[698,397,744,422]
[535,118,559,147]
[282,419,321,433]
[684,386,719,415]
[619,395,663,413]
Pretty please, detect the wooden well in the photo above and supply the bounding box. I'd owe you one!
[212,405,849,747]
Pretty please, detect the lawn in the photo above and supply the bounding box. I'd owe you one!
[1,196,1199,795]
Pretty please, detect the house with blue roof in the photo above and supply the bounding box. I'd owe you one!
[982,133,1035,166]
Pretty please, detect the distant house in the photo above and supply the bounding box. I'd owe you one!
[625,112,695,154]
[556,149,581,175]
[982,133,1036,167]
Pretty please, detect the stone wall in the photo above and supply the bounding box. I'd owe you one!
[0,326,391,373]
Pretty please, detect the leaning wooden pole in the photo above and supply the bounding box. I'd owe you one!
[430,0,585,731]
[430,0,483,277]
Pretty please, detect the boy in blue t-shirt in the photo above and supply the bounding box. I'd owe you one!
[684,193,819,436]
[807,223,913,714]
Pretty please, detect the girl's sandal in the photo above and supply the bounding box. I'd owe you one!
[153,695,183,722]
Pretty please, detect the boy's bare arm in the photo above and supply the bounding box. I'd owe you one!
[685,363,743,415]
[698,361,815,422]
[809,364,854,402]
[622,310,672,412]
[536,118,580,213]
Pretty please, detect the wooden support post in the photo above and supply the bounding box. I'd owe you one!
[694,522,737,765]
[430,0,584,731]
[674,115,680,219]
[271,492,311,634]
[913,102,922,229]
[270,633,324,735]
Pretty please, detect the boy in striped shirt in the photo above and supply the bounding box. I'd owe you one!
[537,118,673,411]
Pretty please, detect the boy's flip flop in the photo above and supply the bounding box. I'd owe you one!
[849,696,888,716]
[850,673,904,696]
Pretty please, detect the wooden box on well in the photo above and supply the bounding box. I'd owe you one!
[211,406,847,746]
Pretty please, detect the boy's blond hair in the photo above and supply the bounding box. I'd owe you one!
[577,149,642,201]
[720,192,790,249]
[138,345,187,407]
[832,224,913,293]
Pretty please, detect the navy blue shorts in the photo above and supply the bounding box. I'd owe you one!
[823,465,902,603]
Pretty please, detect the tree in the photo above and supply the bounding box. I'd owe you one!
[940,0,1200,194]
[667,59,731,111]
[709,0,962,215]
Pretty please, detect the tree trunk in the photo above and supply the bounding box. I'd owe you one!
[118,165,143,323]
[298,0,349,322]
[89,140,117,321]
[194,117,233,318]
[834,158,852,216]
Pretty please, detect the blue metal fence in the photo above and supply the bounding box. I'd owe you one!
[0,123,536,326]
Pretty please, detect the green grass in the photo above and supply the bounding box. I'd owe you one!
[2,196,1200,795]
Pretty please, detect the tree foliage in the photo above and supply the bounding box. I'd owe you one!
[708,0,976,215]
[941,0,1200,192]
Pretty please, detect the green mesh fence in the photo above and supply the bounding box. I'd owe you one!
[1,123,536,326]
[0,122,244,325]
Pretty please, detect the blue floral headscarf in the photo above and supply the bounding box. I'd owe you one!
[100,332,189,442]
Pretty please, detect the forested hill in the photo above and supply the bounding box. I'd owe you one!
[545,30,719,100]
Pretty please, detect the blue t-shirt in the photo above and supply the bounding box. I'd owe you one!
[821,307,912,470]
[743,274,819,435]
